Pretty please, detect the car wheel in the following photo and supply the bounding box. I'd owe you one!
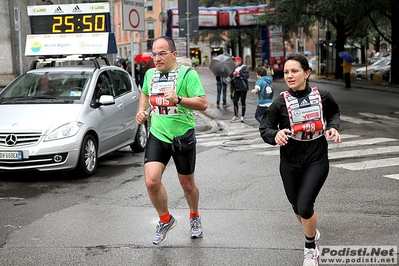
[130,121,148,152]
[75,134,98,176]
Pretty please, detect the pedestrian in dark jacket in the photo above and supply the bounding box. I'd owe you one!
[230,56,249,123]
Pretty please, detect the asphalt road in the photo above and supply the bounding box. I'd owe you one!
[0,66,398,266]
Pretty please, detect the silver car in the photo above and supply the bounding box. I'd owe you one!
[356,57,390,80]
[0,57,147,176]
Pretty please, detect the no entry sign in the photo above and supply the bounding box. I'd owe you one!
[122,0,145,31]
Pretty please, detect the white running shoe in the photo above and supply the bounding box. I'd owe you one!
[230,116,239,123]
[303,246,319,266]
[315,229,320,244]
[152,215,177,245]
[303,229,320,266]
[240,116,245,123]
[189,216,203,238]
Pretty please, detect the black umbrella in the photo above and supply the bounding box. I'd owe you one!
[209,54,235,78]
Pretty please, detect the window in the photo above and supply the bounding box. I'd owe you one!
[95,72,114,98]
[167,0,175,8]
[146,0,153,12]
[109,70,131,97]
[147,22,154,39]
[147,40,154,50]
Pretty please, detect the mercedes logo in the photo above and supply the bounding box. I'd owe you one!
[5,134,17,146]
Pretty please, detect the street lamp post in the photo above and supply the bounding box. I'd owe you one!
[186,0,191,58]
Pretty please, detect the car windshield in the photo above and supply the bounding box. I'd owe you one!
[372,58,390,66]
[0,71,91,104]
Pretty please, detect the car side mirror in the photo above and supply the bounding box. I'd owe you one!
[98,95,115,105]
[91,95,115,108]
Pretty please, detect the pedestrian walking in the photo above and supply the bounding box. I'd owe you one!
[259,53,341,266]
[119,57,127,71]
[215,76,229,108]
[135,36,208,245]
[139,62,145,89]
[230,56,250,123]
[193,55,200,70]
[134,63,141,87]
[342,59,352,88]
[251,67,274,123]
[263,60,274,76]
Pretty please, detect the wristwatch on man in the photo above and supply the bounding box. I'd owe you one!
[177,95,182,104]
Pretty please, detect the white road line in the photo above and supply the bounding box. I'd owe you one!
[384,174,399,180]
[340,115,373,124]
[339,134,360,139]
[221,142,275,151]
[329,137,398,149]
[255,149,280,156]
[332,158,399,170]
[328,146,399,159]
[359,112,399,121]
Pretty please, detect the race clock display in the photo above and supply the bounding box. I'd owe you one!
[28,3,111,34]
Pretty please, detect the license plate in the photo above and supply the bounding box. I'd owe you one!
[0,151,23,160]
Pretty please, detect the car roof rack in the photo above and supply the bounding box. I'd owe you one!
[29,54,111,70]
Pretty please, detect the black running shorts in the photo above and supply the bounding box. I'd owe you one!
[144,133,196,175]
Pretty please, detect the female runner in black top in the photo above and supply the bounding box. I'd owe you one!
[259,54,341,266]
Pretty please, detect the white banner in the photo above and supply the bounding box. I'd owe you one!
[25,33,110,56]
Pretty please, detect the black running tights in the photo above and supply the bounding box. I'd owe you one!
[279,160,329,219]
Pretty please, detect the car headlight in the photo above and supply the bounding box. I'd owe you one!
[45,122,84,141]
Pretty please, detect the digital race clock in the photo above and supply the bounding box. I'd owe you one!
[27,2,111,34]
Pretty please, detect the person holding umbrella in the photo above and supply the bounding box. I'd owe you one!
[338,51,355,88]
[215,75,228,108]
[342,59,352,88]
[209,54,236,105]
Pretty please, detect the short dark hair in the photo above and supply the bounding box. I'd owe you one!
[153,36,176,51]
[256,67,267,76]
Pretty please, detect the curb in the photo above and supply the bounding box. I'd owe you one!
[195,111,220,135]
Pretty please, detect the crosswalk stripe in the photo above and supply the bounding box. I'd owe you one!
[329,137,397,149]
[255,149,280,156]
[384,174,399,180]
[359,112,399,122]
[328,146,399,159]
[340,115,373,124]
[332,158,399,170]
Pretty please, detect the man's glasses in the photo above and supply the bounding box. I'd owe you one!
[150,50,174,58]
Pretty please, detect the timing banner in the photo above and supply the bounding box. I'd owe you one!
[25,33,112,56]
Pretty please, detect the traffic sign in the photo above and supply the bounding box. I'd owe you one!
[122,0,145,31]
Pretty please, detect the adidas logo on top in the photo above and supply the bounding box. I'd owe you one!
[54,6,63,13]
[299,98,310,107]
[72,6,82,13]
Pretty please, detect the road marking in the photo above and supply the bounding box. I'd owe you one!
[328,146,399,159]
[384,174,399,180]
[329,137,397,149]
[255,149,280,156]
[332,158,399,170]
[339,134,360,139]
[359,112,399,122]
[340,115,373,124]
